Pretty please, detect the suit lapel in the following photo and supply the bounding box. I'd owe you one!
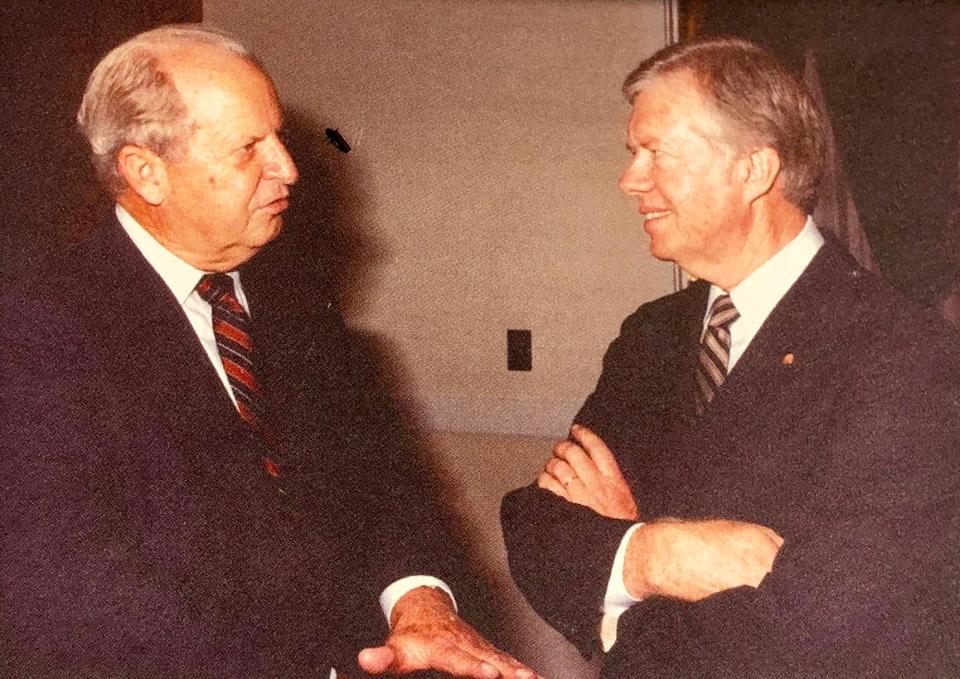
[714,240,850,421]
[674,239,857,487]
[239,257,344,470]
[675,281,712,422]
[91,219,259,463]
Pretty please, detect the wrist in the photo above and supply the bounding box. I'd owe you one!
[390,585,456,629]
[623,522,660,599]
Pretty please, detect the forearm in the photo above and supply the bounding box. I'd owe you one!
[500,484,634,654]
[606,497,960,678]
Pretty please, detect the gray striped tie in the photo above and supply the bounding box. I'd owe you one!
[694,294,739,415]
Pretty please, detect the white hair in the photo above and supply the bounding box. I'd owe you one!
[77,24,256,197]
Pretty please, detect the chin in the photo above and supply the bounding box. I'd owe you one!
[253,216,285,246]
[646,236,676,263]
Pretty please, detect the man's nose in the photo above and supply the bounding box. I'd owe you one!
[618,154,653,195]
[263,135,298,185]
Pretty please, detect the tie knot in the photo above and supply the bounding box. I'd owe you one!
[708,294,739,329]
[196,273,237,307]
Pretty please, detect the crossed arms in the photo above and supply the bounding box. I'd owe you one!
[500,302,960,676]
[540,424,782,604]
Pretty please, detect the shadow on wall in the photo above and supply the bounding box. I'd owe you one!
[267,107,385,322]
[251,107,532,665]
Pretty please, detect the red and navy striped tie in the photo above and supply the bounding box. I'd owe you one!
[694,293,740,416]
[196,273,281,475]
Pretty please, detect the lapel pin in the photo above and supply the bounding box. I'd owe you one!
[782,353,795,366]
[262,456,281,477]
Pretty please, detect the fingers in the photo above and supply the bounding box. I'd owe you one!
[538,454,584,502]
[552,440,600,488]
[765,527,785,548]
[359,641,498,678]
[426,645,500,679]
[542,432,640,520]
[544,455,576,485]
[540,455,582,496]
[545,426,622,489]
[536,470,568,499]
[737,522,784,553]
[373,624,540,679]
[435,626,539,679]
[356,645,395,674]
[569,424,625,478]
[464,643,538,679]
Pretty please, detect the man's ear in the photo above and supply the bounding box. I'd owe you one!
[740,146,782,204]
[116,145,168,206]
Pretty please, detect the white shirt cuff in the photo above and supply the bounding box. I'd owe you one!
[379,575,457,624]
[600,523,644,651]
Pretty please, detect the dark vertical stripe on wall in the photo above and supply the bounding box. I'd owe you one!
[691,0,960,309]
[0,0,201,285]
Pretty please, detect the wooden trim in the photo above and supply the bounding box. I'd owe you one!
[678,0,706,40]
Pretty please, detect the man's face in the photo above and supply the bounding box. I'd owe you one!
[158,48,298,271]
[619,70,750,281]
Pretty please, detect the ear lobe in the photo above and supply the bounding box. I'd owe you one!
[116,145,168,206]
[742,146,781,203]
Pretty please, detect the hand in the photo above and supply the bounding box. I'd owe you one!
[537,424,639,521]
[357,586,540,678]
[624,518,784,601]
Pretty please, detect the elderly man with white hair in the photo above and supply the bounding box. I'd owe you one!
[1,24,535,679]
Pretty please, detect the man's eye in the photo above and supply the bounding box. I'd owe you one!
[237,141,257,156]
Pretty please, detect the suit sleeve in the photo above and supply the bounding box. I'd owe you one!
[605,332,960,677]
[501,307,658,656]
[501,487,636,656]
[300,315,465,600]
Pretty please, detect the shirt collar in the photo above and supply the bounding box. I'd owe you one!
[706,216,825,327]
[115,204,240,304]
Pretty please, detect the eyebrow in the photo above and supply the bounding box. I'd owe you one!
[626,135,657,153]
[235,134,263,150]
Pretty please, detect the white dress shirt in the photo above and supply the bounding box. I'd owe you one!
[599,218,825,651]
[116,205,246,406]
[115,205,455,663]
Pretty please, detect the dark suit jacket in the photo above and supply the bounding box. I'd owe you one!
[1,218,458,677]
[501,237,960,677]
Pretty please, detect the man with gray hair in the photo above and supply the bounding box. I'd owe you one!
[502,36,960,677]
[1,24,534,678]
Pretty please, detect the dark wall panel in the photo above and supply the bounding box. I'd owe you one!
[694,0,959,307]
[0,0,201,284]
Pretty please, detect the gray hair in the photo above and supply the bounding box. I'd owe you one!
[77,24,254,197]
[623,36,826,213]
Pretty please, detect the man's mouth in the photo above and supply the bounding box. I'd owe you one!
[641,209,671,222]
[263,195,290,214]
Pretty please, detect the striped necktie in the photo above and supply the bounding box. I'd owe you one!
[196,273,281,471]
[694,293,740,415]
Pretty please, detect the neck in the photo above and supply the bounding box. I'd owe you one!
[708,199,807,291]
[117,193,231,271]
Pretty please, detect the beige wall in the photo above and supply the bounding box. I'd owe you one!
[424,432,601,679]
[206,0,674,435]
